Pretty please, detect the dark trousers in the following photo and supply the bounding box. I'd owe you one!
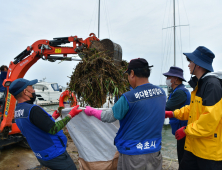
[177,137,186,164]
[37,150,77,170]
[179,150,222,170]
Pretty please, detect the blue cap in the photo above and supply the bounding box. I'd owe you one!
[183,46,215,72]
[9,78,38,97]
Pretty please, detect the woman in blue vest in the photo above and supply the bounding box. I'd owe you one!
[9,78,82,170]
[84,58,166,170]
[163,66,191,164]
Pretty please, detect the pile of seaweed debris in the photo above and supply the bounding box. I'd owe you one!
[68,47,129,108]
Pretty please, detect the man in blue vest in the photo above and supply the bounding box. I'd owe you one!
[9,78,82,170]
[84,58,166,170]
[163,66,191,164]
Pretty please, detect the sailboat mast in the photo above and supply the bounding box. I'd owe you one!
[162,0,189,69]
[98,0,100,38]
[173,0,176,66]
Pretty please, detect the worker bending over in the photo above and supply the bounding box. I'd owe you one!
[9,78,82,170]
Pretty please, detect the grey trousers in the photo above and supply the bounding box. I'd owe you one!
[37,150,77,170]
[117,151,162,170]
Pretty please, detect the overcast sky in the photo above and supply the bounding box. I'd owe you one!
[1,0,222,87]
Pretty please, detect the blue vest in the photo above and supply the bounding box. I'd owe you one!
[14,102,67,160]
[114,83,166,155]
[169,84,191,135]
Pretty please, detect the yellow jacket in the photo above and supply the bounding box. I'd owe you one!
[174,73,222,161]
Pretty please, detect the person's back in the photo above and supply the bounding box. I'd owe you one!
[84,58,166,170]
[115,83,166,155]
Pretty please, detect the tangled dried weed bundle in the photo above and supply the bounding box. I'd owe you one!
[68,48,129,108]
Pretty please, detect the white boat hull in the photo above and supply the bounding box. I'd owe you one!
[33,81,63,106]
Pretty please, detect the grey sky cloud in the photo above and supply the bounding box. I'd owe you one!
[0,0,222,87]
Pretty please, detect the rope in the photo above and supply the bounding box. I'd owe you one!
[159,0,170,85]
[160,0,174,85]
[87,2,97,36]
[161,0,191,79]
[177,0,184,70]
[104,0,111,39]
[181,0,191,51]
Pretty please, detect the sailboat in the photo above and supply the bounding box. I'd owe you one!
[162,0,189,67]
[162,0,190,125]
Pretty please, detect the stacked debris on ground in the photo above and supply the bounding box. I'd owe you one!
[68,41,129,108]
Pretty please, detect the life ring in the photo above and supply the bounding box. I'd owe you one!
[59,90,77,108]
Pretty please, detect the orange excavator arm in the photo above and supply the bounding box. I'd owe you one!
[0,33,99,137]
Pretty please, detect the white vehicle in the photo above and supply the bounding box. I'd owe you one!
[33,81,63,106]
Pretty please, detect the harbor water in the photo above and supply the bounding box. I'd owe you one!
[43,104,178,161]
